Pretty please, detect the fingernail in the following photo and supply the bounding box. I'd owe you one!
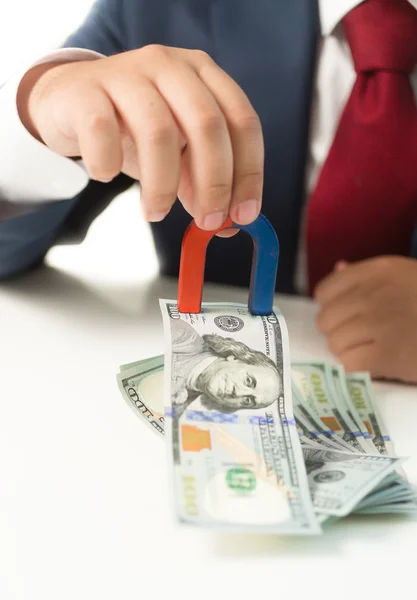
[235,200,259,224]
[146,210,169,222]
[202,211,226,230]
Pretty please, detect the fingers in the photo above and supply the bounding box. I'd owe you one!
[150,53,234,229]
[315,259,383,305]
[315,265,362,305]
[74,87,123,182]
[316,291,366,335]
[319,308,381,377]
[72,47,264,228]
[105,76,182,220]
[189,53,264,225]
[316,270,379,371]
[326,316,375,356]
[339,344,382,376]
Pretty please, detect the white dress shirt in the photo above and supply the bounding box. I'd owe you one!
[1,0,417,288]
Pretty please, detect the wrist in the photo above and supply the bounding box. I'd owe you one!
[16,62,69,142]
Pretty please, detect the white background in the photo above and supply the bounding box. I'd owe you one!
[0,0,94,81]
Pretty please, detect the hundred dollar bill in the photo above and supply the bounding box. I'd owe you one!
[118,355,349,454]
[355,481,417,510]
[291,364,414,514]
[116,355,414,518]
[330,365,376,453]
[293,405,335,449]
[118,361,393,455]
[292,382,349,451]
[291,362,355,452]
[160,301,320,534]
[118,358,381,455]
[119,355,164,373]
[117,356,165,436]
[346,372,395,456]
[118,359,326,451]
[304,448,405,516]
[329,365,376,454]
[355,503,417,514]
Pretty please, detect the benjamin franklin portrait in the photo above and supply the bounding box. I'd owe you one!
[170,318,283,416]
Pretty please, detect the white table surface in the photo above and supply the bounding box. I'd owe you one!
[1,189,416,600]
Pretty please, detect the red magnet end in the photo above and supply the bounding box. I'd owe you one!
[177,217,233,313]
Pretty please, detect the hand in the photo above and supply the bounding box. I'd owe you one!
[314,256,417,383]
[16,46,264,230]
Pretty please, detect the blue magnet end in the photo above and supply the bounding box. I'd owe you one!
[232,214,279,316]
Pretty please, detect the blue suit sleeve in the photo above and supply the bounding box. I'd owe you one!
[0,0,128,280]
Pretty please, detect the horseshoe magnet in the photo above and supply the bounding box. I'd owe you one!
[177,214,279,315]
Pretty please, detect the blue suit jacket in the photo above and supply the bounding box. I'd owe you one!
[0,0,321,293]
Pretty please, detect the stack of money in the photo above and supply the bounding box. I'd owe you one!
[117,301,417,534]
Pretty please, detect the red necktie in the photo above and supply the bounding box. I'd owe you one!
[306,0,417,294]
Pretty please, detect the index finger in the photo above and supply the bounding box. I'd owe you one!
[183,50,264,225]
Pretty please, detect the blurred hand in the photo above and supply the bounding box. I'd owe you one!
[17,46,264,230]
[315,256,417,383]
